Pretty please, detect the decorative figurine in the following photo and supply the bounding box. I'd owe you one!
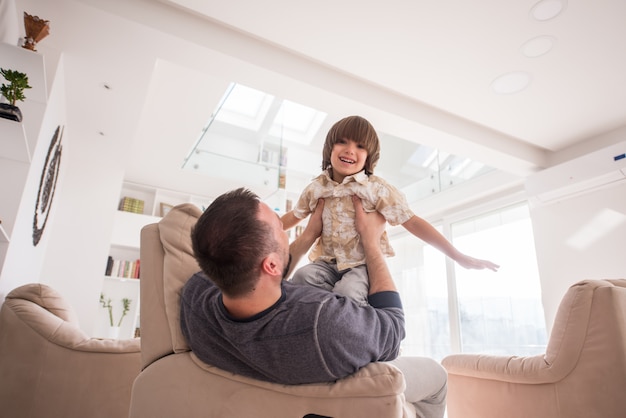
[22,12,50,51]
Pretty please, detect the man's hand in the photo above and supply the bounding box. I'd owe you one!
[352,195,386,246]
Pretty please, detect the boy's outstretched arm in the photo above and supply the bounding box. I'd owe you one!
[402,215,500,272]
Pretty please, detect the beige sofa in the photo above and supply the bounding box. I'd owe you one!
[0,283,141,418]
[129,203,417,418]
[442,278,626,418]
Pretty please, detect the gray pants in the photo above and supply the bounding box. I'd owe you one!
[291,260,369,306]
[390,356,448,418]
[293,262,447,418]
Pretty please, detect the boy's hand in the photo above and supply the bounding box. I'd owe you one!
[456,254,500,272]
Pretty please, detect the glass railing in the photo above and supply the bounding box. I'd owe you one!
[183,82,494,207]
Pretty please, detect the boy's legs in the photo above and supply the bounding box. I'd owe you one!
[291,260,341,291]
[292,262,369,305]
[333,264,369,306]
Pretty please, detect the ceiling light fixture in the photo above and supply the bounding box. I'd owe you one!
[530,0,567,22]
[521,35,556,58]
[491,72,532,95]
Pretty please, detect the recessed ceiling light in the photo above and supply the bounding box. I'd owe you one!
[491,72,532,95]
[530,0,567,22]
[521,35,556,58]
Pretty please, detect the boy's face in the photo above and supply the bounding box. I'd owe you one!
[330,138,368,183]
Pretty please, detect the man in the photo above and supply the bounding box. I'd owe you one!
[180,188,447,417]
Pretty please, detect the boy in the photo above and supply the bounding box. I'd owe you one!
[281,115,499,305]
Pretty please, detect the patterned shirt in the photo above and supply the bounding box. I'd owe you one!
[293,170,414,270]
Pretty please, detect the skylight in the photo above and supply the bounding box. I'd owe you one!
[183,82,494,203]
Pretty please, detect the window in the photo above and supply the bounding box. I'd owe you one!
[387,231,450,360]
[452,203,547,355]
[390,202,547,360]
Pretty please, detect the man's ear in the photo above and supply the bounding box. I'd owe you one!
[261,253,281,276]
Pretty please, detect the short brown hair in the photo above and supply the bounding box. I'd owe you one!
[322,115,380,175]
[191,188,278,297]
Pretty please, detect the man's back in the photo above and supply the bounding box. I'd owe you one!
[180,272,404,385]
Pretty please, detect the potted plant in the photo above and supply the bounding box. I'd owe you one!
[0,68,31,122]
[100,293,132,339]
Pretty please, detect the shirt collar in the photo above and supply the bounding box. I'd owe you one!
[319,169,369,185]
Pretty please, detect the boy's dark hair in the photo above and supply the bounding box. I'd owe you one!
[191,188,277,297]
[322,115,381,175]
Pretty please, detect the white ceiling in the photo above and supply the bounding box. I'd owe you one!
[11,0,626,200]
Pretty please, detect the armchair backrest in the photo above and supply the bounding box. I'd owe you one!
[442,278,626,418]
[139,203,202,369]
[133,203,414,418]
[544,279,626,382]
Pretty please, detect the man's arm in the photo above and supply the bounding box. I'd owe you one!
[316,197,403,370]
[352,195,397,295]
[285,199,324,279]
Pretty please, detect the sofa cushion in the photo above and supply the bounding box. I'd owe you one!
[158,203,202,353]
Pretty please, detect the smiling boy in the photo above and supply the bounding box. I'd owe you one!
[281,115,498,305]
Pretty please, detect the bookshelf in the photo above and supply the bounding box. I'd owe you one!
[96,181,213,339]
[118,182,213,217]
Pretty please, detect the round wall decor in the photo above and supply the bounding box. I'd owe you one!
[32,125,63,246]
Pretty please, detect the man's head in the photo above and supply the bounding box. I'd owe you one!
[322,115,381,176]
[191,188,290,297]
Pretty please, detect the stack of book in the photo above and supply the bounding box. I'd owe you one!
[119,197,145,214]
[105,256,140,279]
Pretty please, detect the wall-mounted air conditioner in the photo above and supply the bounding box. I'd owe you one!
[525,141,626,204]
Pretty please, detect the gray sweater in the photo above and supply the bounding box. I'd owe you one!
[180,272,405,385]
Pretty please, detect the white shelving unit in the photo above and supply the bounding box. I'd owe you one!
[0,118,30,268]
[119,181,214,217]
[95,181,214,339]
[0,44,45,274]
[0,118,30,162]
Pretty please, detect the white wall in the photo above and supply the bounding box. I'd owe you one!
[0,57,66,297]
[0,46,126,333]
[0,43,56,300]
[530,181,626,332]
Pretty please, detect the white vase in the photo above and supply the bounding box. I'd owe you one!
[107,326,121,339]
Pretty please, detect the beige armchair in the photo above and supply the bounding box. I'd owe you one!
[0,283,141,418]
[129,203,416,418]
[442,278,626,418]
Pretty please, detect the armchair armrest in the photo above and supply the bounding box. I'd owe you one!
[442,352,568,385]
[5,284,140,353]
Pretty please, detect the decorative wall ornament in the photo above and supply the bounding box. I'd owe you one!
[22,12,50,52]
[33,125,63,246]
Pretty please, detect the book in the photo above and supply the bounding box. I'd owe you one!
[118,197,145,214]
[105,255,113,276]
[106,257,141,279]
